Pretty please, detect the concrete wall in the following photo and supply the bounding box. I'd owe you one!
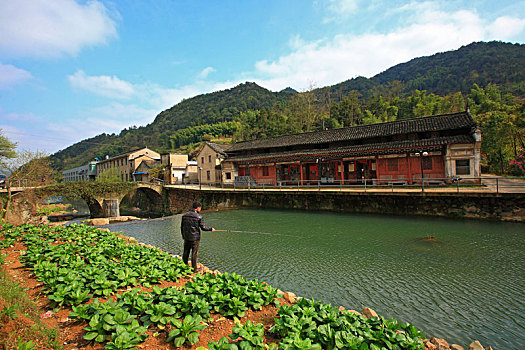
[166,188,525,222]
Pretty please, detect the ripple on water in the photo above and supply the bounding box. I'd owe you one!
[106,209,525,349]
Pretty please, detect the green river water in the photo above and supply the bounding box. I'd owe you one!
[104,209,525,349]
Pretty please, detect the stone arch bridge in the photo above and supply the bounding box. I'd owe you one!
[86,182,165,218]
[4,182,166,219]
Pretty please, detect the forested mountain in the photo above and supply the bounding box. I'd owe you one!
[51,83,295,170]
[318,41,525,99]
[50,41,525,175]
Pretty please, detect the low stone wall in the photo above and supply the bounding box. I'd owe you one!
[166,188,525,222]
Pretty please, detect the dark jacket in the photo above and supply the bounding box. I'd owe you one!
[181,209,212,241]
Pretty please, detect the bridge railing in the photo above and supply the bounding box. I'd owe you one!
[3,178,29,188]
[173,176,525,193]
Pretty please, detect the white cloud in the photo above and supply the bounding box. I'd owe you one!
[90,103,158,126]
[198,66,217,79]
[249,6,525,91]
[487,16,525,39]
[0,0,118,58]
[324,0,361,22]
[0,63,33,88]
[68,70,135,99]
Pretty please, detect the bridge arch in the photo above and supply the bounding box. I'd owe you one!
[119,184,166,218]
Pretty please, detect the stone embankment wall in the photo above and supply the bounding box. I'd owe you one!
[166,188,525,222]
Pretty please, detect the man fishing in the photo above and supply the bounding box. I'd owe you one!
[180,201,215,273]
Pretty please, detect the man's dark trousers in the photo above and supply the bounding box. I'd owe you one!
[183,239,200,270]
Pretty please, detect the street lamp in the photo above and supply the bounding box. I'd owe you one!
[415,151,428,191]
[198,166,202,190]
[217,154,223,188]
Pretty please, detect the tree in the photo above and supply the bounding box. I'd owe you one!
[0,129,17,170]
[1,148,58,220]
[96,168,123,183]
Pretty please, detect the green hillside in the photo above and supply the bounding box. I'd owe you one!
[319,41,525,99]
[51,82,294,170]
[50,41,525,175]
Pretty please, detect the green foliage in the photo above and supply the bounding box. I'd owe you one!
[96,168,123,183]
[0,235,61,349]
[170,121,238,148]
[0,222,430,349]
[208,337,240,350]
[5,223,192,307]
[1,303,19,320]
[184,272,281,318]
[271,298,425,350]
[167,314,207,347]
[47,42,525,177]
[0,128,17,167]
[16,339,36,350]
[229,320,266,349]
[37,182,136,201]
[36,204,65,216]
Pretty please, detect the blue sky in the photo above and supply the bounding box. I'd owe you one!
[1,0,524,154]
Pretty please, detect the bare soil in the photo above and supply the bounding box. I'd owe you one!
[0,236,288,349]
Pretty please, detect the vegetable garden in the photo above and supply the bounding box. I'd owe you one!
[0,223,426,349]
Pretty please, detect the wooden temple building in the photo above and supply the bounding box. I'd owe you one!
[207,111,481,185]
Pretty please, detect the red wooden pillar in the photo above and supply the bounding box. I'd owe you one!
[407,153,413,184]
[374,157,380,183]
[300,162,304,185]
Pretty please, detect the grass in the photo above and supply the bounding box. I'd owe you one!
[0,252,62,349]
[36,204,69,216]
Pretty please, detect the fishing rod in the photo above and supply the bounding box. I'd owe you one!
[214,229,299,238]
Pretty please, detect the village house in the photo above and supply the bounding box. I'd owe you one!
[221,111,481,185]
[96,147,160,182]
[195,142,233,184]
[160,153,199,184]
[62,161,98,182]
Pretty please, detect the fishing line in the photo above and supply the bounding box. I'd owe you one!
[214,229,299,238]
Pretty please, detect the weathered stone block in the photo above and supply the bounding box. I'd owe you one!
[90,218,109,226]
[361,307,378,318]
[468,341,484,350]
[430,337,450,350]
[283,291,297,303]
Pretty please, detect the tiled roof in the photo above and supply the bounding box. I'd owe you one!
[207,142,232,156]
[227,111,476,153]
[98,147,158,163]
[227,135,474,164]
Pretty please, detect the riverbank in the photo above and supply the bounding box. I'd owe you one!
[166,187,525,222]
[0,221,498,350]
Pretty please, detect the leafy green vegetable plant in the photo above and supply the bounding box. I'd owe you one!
[229,320,266,349]
[167,314,207,347]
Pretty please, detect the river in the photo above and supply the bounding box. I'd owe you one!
[103,209,525,349]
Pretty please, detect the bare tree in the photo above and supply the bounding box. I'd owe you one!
[1,149,57,220]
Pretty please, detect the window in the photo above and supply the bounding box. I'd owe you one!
[262,166,269,176]
[422,157,433,170]
[208,155,212,163]
[387,158,398,172]
[226,172,231,180]
[201,157,204,164]
[206,170,211,180]
[456,159,470,175]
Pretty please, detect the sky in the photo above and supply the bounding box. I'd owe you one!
[1,0,524,154]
